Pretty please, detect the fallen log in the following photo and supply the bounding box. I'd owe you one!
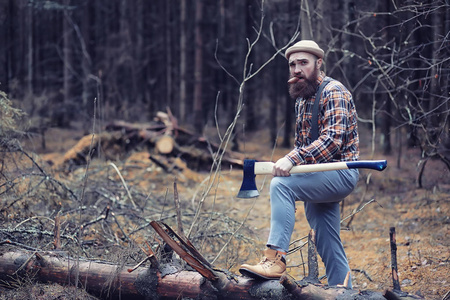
[51,117,245,172]
[155,135,175,154]
[0,250,392,300]
[0,223,420,299]
[105,118,245,166]
[0,250,142,299]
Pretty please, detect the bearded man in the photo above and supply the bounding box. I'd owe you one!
[239,40,360,288]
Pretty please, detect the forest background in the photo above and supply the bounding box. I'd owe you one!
[0,0,449,299]
[0,0,448,155]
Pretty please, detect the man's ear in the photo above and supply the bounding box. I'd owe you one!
[316,58,323,69]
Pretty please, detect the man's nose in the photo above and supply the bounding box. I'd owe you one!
[294,65,302,74]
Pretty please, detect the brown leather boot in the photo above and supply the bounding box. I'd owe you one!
[239,248,286,280]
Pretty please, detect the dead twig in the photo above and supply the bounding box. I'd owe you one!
[109,162,137,208]
[173,178,184,237]
[210,196,257,265]
[80,206,110,230]
[13,250,38,276]
[344,173,377,228]
[53,212,61,250]
[13,215,55,230]
[127,256,151,273]
[0,228,77,243]
[352,268,373,281]
[0,239,40,251]
[341,198,381,226]
[130,242,159,272]
[111,211,132,244]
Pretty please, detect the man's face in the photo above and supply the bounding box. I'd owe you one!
[288,52,322,99]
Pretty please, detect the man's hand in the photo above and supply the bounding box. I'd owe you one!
[272,157,294,177]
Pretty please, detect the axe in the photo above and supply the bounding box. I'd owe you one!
[237,159,387,198]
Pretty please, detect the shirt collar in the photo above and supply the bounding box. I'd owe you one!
[316,71,326,86]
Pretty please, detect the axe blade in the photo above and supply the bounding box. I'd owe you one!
[237,159,259,198]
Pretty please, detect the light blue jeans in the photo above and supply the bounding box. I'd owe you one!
[267,169,359,288]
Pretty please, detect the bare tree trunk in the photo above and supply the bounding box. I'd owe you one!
[244,0,257,131]
[229,0,246,152]
[81,2,91,113]
[130,0,145,113]
[165,1,173,112]
[281,0,304,148]
[26,2,33,101]
[314,0,331,48]
[269,58,278,144]
[428,0,446,145]
[179,0,187,123]
[61,0,73,128]
[299,0,330,43]
[381,0,397,156]
[193,0,204,132]
[381,104,392,155]
[0,1,8,93]
[300,0,313,39]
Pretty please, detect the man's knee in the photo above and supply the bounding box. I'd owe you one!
[270,176,283,188]
[269,177,288,196]
[270,177,297,206]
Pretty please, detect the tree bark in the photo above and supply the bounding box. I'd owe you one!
[165,0,173,113]
[80,1,92,118]
[300,0,313,40]
[0,250,395,300]
[0,251,144,299]
[193,0,204,132]
[179,0,187,123]
[26,1,33,100]
[390,227,401,291]
[428,0,446,145]
[62,0,73,128]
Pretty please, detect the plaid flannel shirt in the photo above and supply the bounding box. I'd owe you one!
[286,72,360,165]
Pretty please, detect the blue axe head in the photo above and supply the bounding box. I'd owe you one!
[237,159,260,198]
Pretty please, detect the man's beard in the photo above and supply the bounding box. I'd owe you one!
[288,68,319,99]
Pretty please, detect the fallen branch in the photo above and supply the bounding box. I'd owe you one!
[352,268,373,281]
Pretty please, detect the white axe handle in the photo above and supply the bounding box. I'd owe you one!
[254,160,387,175]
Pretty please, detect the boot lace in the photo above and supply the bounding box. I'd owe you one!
[259,256,275,268]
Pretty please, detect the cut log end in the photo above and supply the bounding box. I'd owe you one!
[156,135,175,154]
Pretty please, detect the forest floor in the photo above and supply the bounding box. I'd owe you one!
[0,123,449,300]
